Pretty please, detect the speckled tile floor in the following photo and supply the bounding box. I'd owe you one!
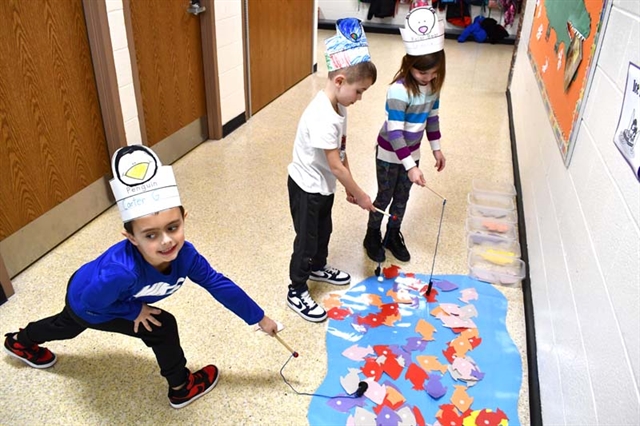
[0,31,528,425]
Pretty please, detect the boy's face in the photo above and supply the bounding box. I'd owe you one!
[335,76,373,107]
[124,207,186,271]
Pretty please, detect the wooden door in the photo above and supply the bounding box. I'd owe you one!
[128,0,208,154]
[247,0,314,114]
[0,0,111,275]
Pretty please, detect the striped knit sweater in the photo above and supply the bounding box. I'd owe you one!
[377,80,441,170]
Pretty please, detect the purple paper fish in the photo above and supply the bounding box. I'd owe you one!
[434,279,458,292]
[326,395,366,412]
[425,373,448,399]
[471,369,485,380]
[402,336,428,353]
[376,405,401,426]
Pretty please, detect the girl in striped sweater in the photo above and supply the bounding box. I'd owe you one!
[363,5,447,263]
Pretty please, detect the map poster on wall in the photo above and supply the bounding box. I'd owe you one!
[527,0,608,165]
[613,62,640,181]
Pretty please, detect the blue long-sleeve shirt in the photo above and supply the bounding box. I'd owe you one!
[67,240,264,325]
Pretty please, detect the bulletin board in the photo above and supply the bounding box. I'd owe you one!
[527,0,609,165]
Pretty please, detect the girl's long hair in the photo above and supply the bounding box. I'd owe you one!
[391,50,446,97]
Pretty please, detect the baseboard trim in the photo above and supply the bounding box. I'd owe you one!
[506,88,542,426]
[222,112,246,138]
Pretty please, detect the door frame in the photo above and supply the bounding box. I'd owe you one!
[122,0,222,165]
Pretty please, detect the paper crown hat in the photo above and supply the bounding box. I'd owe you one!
[109,145,182,223]
[400,6,445,56]
[324,18,371,72]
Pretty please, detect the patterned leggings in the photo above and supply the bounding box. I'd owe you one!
[367,158,418,230]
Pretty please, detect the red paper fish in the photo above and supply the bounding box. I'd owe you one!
[326,306,351,320]
[360,357,383,381]
[383,264,401,279]
[382,354,403,380]
[405,272,415,278]
[425,287,439,302]
[413,406,426,426]
[475,408,509,425]
[405,362,429,390]
[357,312,387,328]
[469,336,482,348]
[436,404,464,426]
[443,345,457,363]
[380,302,399,316]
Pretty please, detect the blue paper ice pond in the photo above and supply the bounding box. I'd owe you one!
[307,274,522,425]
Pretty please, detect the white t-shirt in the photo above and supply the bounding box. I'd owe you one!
[288,91,347,195]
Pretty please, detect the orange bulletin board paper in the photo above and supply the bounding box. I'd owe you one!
[527,0,608,164]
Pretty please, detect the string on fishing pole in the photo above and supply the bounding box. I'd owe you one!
[279,353,368,399]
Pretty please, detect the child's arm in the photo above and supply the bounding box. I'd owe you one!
[325,148,375,211]
[426,98,446,172]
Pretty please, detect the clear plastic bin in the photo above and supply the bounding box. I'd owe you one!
[468,204,518,223]
[472,179,517,197]
[468,251,525,286]
[465,217,517,240]
[468,192,515,211]
[467,234,521,258]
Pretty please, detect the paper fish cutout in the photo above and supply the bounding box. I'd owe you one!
[416,355,449,374]
[464,408,508,426]
[326,395,366,412]
[425,373,447,399]
[434,279,459,291]
[396,406,417,426]
[384,385,406,409]
[381,354,404,380]
[437,313,477,329]
[402,336,428,353]
[342,344,374,361]
[443,344,457,363]
[405,363,429,390]
[357,312,387,328]
[383,311,402,327]
[459,304,478,320]
[376,405,401,426]
[405,272,415,278]
[383,264,402,279]
[348,407,377,426]
[323,293,343,310]
[327,306,352,320]
[430,306,445,317]
[450,335,473,357]
[451,385,474,412]
[368,294,384,307]
[436,404,464,426]
[340,368,362,394]
[413,406,426,426]
[361,357,384,381]
[439,303,463,316]
[415,319,436,341]
[387,287,414,304]
[363,378,386,405]
[425,287,439,302]
[459,288,478,303]
[482,221,510,233]
[469,336,482,349]
[380,303,400,317]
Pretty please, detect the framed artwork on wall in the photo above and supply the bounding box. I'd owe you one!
[527,0,610,166]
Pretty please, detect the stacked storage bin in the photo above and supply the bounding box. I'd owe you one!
[465,180,526,286]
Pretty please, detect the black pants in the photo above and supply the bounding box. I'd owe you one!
[367,158,419,230]
[287,176,334,290]
[16,285,188,388]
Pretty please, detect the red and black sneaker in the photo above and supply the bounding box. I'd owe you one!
[168,365,219,409]
[3,332,57,369]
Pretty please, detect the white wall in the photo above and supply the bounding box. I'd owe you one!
[214,0,246,125]
[510,0,640,424]
[105,0,142,146]
[317,0,520,37]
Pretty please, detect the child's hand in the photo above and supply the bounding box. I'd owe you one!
[257,315,279,336]
[346,190,357,204]
[134,303,162,333]
[408,166,426,186]
[433,150,446,172]
[355,192,376,212]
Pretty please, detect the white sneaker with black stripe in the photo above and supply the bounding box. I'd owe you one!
[287,287,327,322]
[309,265,351,286]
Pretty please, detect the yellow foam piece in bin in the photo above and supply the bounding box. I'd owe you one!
[481,249,516,265]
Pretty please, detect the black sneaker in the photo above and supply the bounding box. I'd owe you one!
[168,365,219,409]
[363,227,386,262]
[3,332,57,369]
[287,287,327,322]
[384,228,410,262]
[309,265,351,285]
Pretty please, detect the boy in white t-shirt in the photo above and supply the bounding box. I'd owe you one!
[286,18,377,322]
